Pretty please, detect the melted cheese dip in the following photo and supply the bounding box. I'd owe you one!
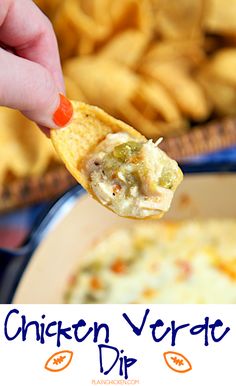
[84,133,182,218]
[66,220,236,304]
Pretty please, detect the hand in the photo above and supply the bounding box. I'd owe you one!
[0,0,73,134]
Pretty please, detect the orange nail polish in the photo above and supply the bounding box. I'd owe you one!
[53,94,73,127]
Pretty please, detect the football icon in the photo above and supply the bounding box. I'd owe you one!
[45,350,73,372]
[163,351,192,373]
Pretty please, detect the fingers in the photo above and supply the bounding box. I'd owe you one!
[0,0,65,93]
[0,0,71,131]
[0,48,72,128]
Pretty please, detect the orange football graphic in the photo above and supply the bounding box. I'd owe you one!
[45,350,73,372]
[163,351,192,373]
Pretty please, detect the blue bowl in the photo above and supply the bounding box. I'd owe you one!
[1,155,236,304]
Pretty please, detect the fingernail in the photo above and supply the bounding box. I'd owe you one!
[53,94,73,127]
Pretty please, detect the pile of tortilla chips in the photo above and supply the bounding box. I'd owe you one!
[1,0,236,187]
[0,107,59,186]
[44,0,236,137]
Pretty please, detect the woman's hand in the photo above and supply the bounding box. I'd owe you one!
[0,0,72,134]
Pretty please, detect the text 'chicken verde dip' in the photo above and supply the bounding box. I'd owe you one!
[84,132,183,218]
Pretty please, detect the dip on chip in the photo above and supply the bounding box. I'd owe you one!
[51,100,183,219]
[84,133,182,218]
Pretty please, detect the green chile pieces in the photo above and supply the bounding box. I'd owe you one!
[103,141,176,191]
[159,167,177,189]
[113,141,142,162]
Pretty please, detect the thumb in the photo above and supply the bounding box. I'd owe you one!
[0,48,73,129]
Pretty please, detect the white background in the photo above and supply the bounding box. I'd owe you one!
[0,305,235,385]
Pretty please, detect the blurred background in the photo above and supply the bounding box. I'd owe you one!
[1,0,236,217]
[1,0,236,303]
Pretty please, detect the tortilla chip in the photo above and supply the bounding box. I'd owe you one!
[110,0,152,34]
[117,79,185,138]
[119,105,187,139]
[140,40,205,70]
[134,79,181,123]
[63,57,139,113]
[0,107,58,184]
[58,0,110,40]
[198,73,236,116]
[64,56,186,137]
[203,48,236,86]
[204,0,236,35]
[154,0,204,39]
[53,0,111,59]
[51,100,145,193]
[76,36,95,56]
[141,61,211,120]
[79,0,114,27]
[53,7,79,60]
[64,76,87,101]
[197,49,236,115]
[99,29,150,68]
[51,100,180,219]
